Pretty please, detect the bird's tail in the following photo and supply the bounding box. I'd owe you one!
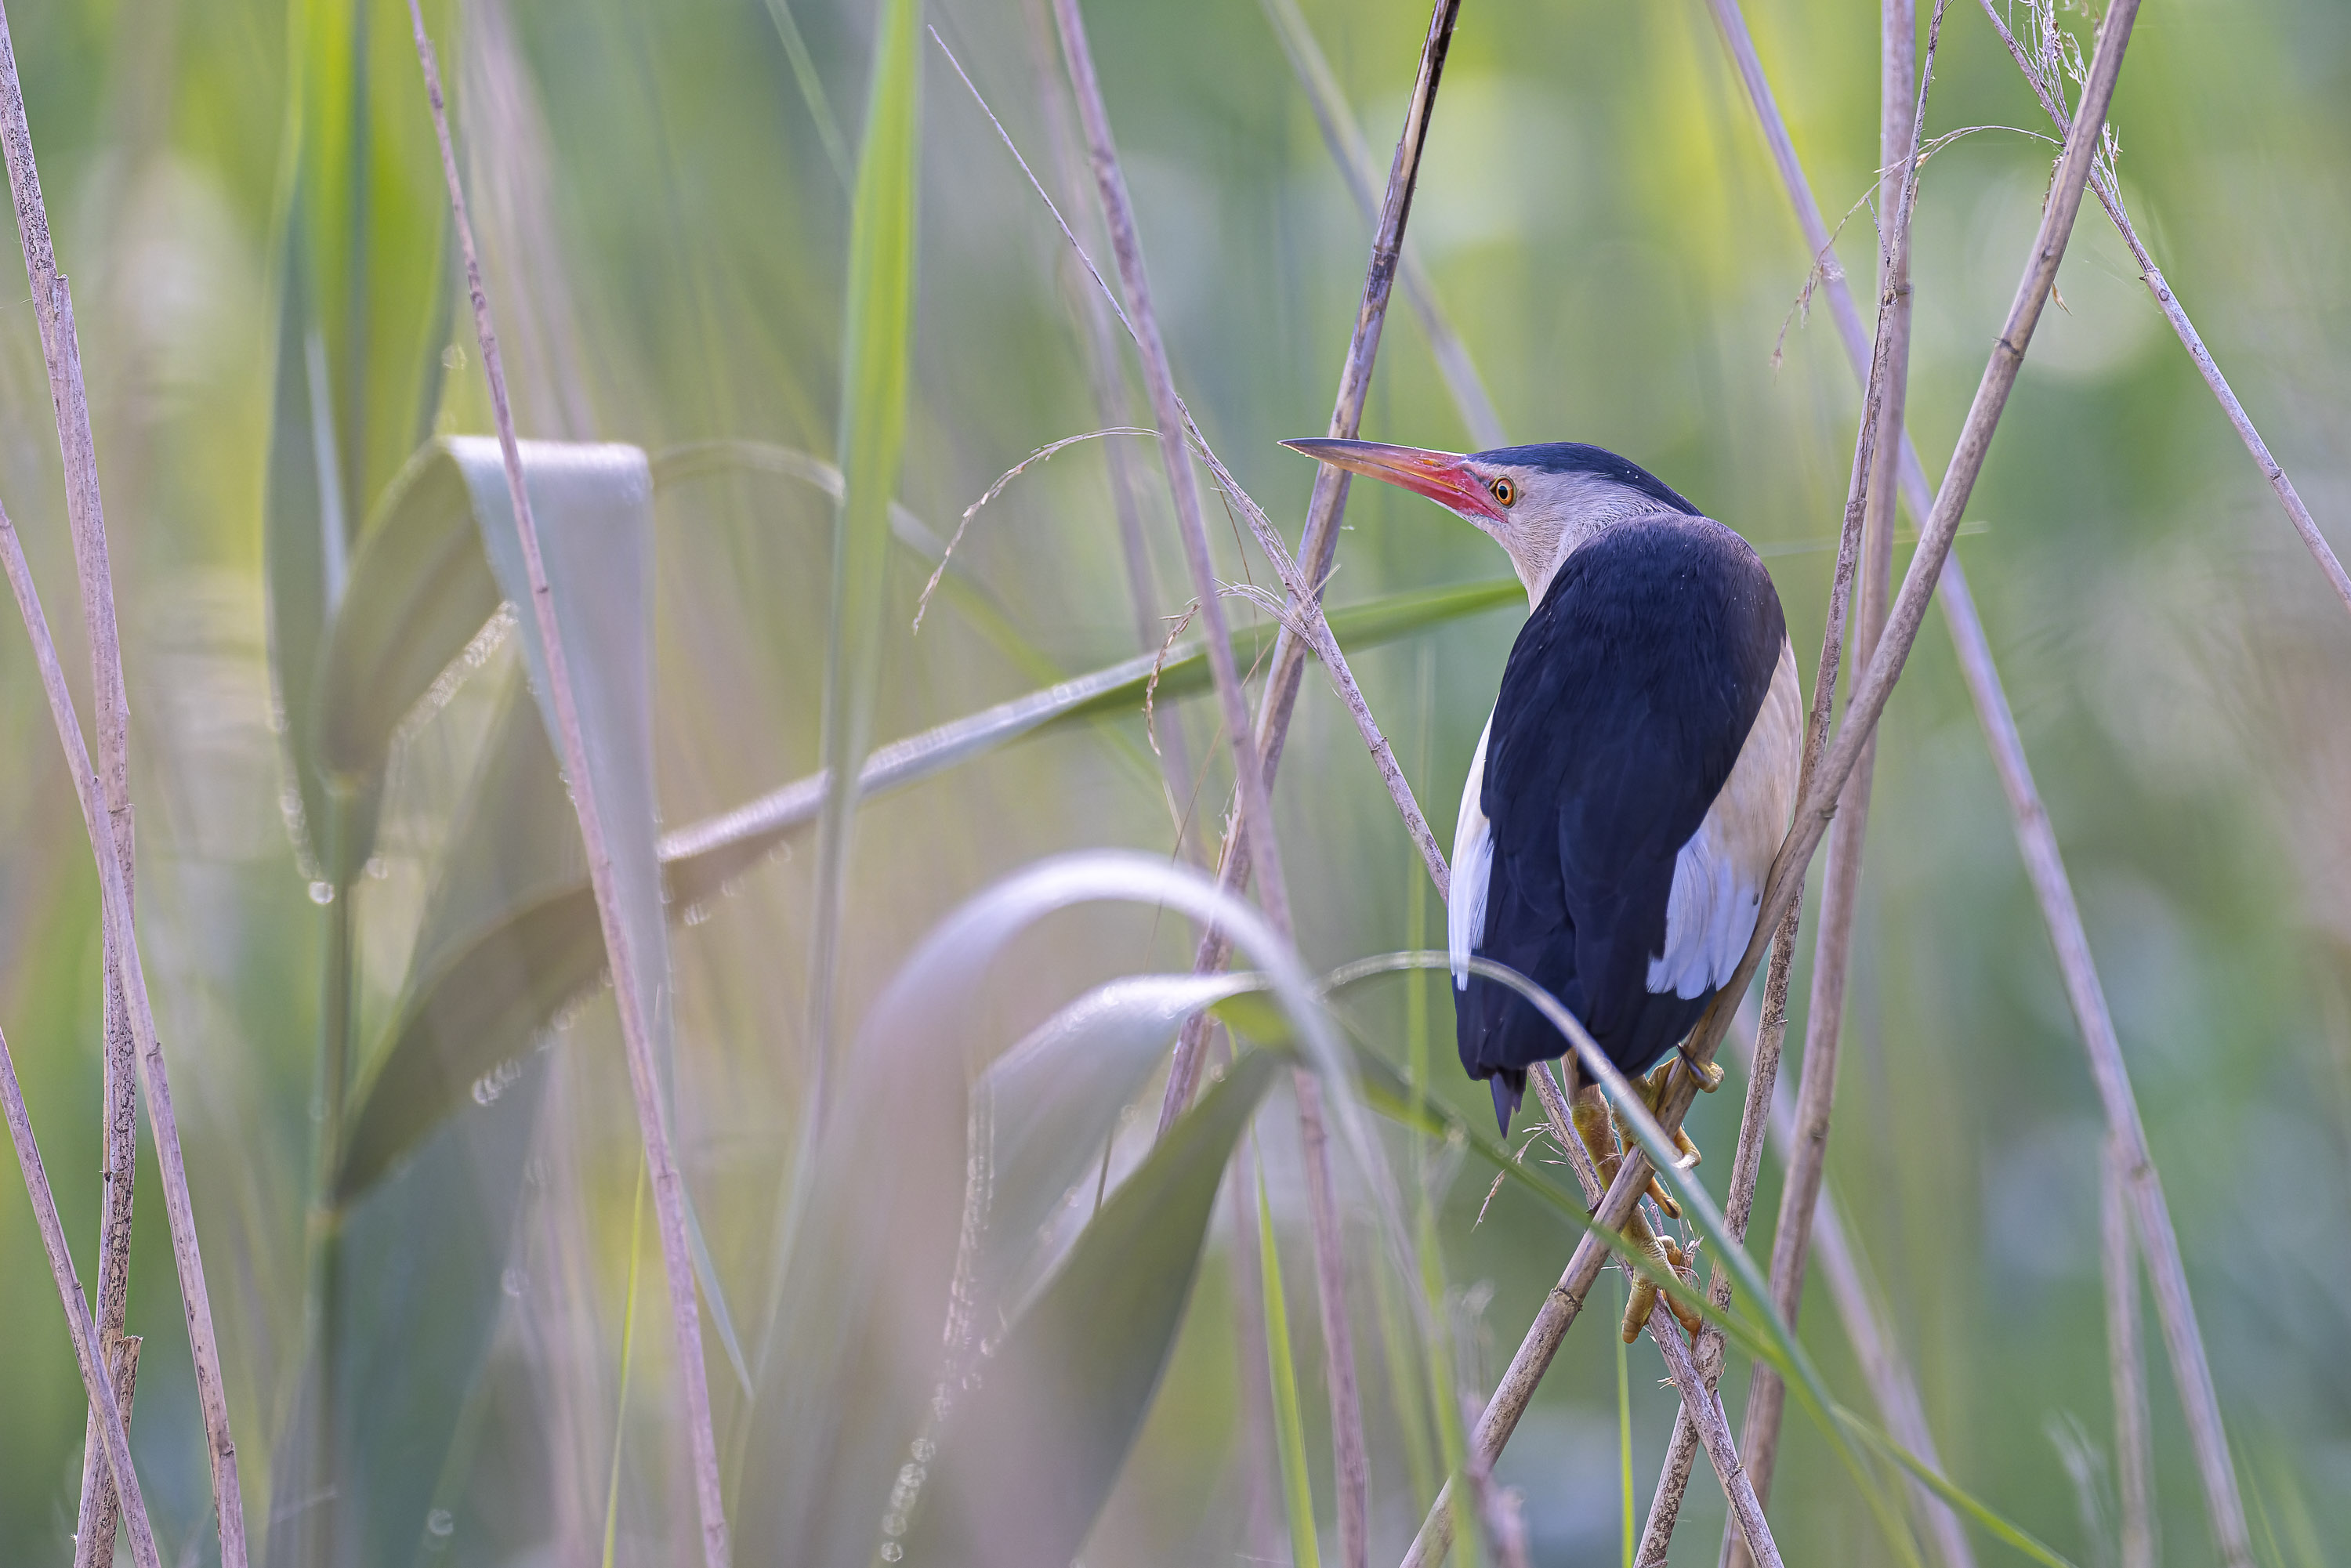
[1491,1070,1527,1136]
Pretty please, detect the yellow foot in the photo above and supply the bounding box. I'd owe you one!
[1621,1233,1704,1342]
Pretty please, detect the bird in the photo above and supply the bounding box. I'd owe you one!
[1283,438,1801,1135]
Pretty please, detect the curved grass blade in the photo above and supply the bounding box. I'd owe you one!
[898,1051,1284,1566]
[337,578,1514,1198]
[740,852,1340,1568]
[809,0,922,1088]
[973,971,1265,1313]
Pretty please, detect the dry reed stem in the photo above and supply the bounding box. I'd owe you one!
[0,7,148,1556]
[1050,0,1294,943]
[1527,1066,1780,1566]
[1018,0,1202,824]
[1156,0,1463,1135]
[2103,1132,2157,1568]
[1976,0,2351,622]
[1401,9,2141,1560]
[0,1021,160,1568]
[1706,1,2251,1555]
[404,9,730,1566]
[0,16,250,1559]
[1047,3,1365,1557]
[1722,9,1939,1560]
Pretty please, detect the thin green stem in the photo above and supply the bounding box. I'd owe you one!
[603,1157,649,1568]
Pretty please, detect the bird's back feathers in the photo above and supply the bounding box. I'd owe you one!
[1454,512,1791,1124]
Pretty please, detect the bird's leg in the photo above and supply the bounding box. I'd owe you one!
[1607,1065,1699,1219]
[1570,1085,1705,1342]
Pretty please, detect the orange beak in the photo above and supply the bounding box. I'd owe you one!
[1281,438,1505,524]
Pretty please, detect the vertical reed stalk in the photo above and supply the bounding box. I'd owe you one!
[0,11,249,1561]
[1724,9,1938,1560]
[1047,2,1354,1552]
[1157,0,1462,1128]
[405,9,730,1565]
[2104,1133,2157,1568]
[1401,7,2143,1557]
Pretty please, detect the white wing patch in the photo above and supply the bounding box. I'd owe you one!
[1648,639,1803,1000]
[1450,714,1495,991]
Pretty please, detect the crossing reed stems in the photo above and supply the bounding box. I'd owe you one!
[1974,0,2351,623]
[1527,1067,1782,1568]
[1702,0,2252,1555]
[0,1018,160,1568]
[406,8,730,1564]
[1047,2,1366,1555]
[1723,8,1940,1560]
[0,11,248,1559]
[1154,0,1464,1132]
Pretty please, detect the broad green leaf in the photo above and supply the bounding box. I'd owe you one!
[335,676,578,1201]
[809,0,922,1065]
[451,436,672,1101]
[310,443,505,792]
[335,577,1514,1197]
[898,1051,1282,1566]
[971,972,1265,1314]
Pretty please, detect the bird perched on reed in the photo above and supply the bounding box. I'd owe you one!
[1284,439,1800,1137]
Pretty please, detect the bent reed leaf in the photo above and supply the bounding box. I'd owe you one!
[902,1050,1284,1566]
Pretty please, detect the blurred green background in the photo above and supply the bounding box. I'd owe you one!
[0,0,2346,1562]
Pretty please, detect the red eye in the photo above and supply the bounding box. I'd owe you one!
[1490,476,1516,507]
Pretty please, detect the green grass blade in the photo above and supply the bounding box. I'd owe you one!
[759,0,852,185]
[602,1156,647,1568]
[895,1051,1283,1564]
[1259,1161,1324,1568]
[1618,1275,1636,1568]
[1844,1410,2078,1568]
[809,0,921,1084]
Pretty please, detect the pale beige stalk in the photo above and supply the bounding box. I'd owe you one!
[1723,8,1939,1560]
[2104,1132,2157,1568]
[0,1019,161,1568]
[1157,0,1465,1131]
[404,8,730,1566]
[0,10,248,1560]
[1047,2,1364,1558]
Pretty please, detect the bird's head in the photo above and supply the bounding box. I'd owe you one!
[1281,438,1701,604]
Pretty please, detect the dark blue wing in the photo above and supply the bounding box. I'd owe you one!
[1457,515,1785,1120]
